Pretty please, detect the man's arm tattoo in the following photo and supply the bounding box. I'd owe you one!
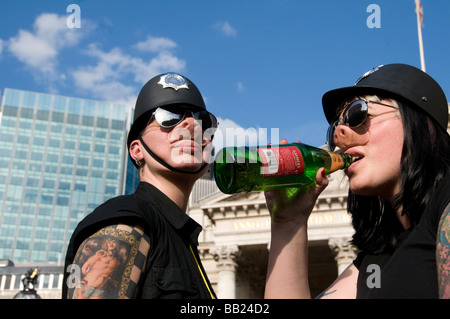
[66,223,150,299]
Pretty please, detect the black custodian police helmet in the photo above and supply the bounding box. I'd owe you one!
[127,72,207,150]
[322,64,448,133]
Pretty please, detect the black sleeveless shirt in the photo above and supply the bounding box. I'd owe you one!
[62,182,216,299]
[354,174,450,298]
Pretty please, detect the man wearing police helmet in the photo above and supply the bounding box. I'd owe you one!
[64,73,218,299]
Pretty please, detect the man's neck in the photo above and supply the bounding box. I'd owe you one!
[140,172,197,212]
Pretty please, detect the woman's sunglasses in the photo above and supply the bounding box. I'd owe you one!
[150,106,218,132]
[326,99,398,151]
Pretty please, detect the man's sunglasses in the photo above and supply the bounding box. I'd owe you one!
[150,106,218,132]
[326,99,398,151]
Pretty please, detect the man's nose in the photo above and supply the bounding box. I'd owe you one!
[177,112,203,138]
[181,112,200,128]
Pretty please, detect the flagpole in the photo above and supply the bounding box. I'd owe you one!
[415,0,426,72]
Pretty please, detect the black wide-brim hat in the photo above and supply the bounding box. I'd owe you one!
[322,64,448,132]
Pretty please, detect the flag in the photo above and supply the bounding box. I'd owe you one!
[415,0,424,27]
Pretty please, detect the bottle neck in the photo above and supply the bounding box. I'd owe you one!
[328,151,353,172]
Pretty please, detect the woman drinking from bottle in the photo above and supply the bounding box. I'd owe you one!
[264,64,450,299]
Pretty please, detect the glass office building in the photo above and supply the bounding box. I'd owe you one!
[0,88,131,263]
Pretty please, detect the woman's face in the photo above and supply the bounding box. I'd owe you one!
[333,99,404,202]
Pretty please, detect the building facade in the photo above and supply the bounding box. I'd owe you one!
[0,261,63,299]
[0,88,130,264]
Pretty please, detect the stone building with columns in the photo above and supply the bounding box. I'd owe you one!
[188,167,357,299]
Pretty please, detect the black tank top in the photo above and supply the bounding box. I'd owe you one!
[354,174,450,298]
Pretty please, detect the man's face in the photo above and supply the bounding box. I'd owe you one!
[139,111,213,173]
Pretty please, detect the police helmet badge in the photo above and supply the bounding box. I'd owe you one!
[158,73,189,90]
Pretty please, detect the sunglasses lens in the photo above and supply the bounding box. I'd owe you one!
[154,107,218,131]
[326,100,369,151]
[154,108,184,127]
[326,123,337,151]
[344,100,368,127]
[195,111,218,131]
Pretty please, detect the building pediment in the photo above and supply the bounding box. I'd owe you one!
[199,191,264,207]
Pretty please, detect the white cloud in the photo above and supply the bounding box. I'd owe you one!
[8,13,87,75]
[5,13,186,105]
[134,35,177,53]
[236,81,245,92]
[133,51,186,84]
[213,21,237,37]
[9,30,57,73]
[71,42,186,102]
[71,45,138,101]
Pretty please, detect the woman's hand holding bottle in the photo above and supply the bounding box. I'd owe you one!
[264,139,329,227]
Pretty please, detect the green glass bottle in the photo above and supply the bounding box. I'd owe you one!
[213,142,353,194]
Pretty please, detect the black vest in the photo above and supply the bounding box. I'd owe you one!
[63,182,216,299]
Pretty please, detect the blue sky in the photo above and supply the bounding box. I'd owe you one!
[1,0,449,148]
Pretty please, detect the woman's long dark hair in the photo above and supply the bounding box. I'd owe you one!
[349,99,450,254]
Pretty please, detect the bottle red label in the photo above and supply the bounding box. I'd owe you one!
[258,146,304,177]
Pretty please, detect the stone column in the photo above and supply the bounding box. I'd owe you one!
[211,245,240,299]
[328,237,357,275]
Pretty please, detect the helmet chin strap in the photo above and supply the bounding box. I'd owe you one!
[138,136,207,174]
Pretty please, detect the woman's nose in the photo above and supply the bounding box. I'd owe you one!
[334,124,368,150]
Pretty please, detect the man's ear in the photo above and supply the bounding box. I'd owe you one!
[129,140,143,162]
